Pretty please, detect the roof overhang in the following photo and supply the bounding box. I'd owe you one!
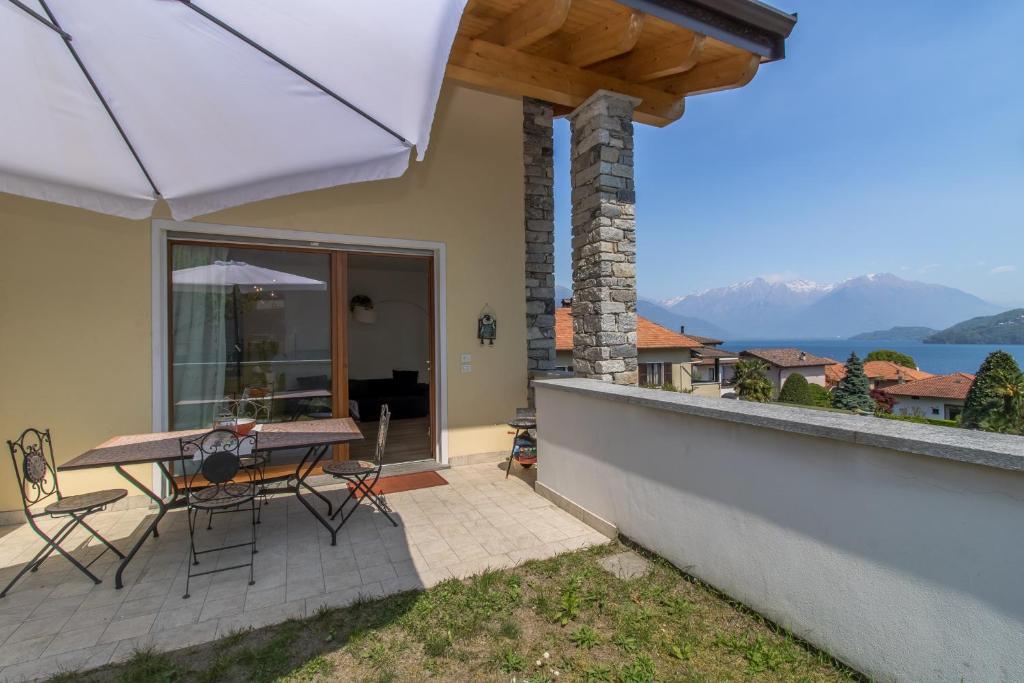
[448,0,796,127]
[617,0,795,61]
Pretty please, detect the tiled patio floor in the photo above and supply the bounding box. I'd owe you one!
[0,462,607,682]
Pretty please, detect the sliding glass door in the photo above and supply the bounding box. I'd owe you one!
[170,243,333,430]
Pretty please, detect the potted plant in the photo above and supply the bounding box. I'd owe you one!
[350,295,376,324]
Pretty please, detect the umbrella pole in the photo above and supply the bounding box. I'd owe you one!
[234,284,242,398]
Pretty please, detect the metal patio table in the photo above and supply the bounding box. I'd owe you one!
[59,418,362,588]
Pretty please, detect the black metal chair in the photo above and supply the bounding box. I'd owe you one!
[2,428,126,597]
[179,429,259,599]
[323,404,398,527]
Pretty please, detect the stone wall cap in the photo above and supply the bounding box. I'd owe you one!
[567,90,643,120]
[533,377,1024,473]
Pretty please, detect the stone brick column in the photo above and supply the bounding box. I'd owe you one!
[523,98,556,391]
[568,90,639,384]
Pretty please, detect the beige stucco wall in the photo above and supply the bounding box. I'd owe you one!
[0,82,526,512]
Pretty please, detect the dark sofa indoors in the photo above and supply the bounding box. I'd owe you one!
[349,371,428,421]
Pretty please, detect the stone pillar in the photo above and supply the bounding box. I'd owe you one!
[523,97,556,401]
[568,90,639,384]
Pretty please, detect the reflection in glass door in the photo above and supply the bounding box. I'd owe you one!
[170,243,333,430]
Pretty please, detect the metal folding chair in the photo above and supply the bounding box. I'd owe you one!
[323,404,398,527]
[1,428,126,597]
[179,429,259,599]
[206,385,273,526]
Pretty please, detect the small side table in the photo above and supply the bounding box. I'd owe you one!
[505,410,537,479]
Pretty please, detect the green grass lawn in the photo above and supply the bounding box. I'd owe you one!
[54,542,862,683]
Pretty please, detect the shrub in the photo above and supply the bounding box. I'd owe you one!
[807,383,832,408]
[733,359,773,403]
[963,350,1024,434]
[778,373,812,405]
[865,349,917,368]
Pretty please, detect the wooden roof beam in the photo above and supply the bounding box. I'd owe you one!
[657,53,760,96]
[563,10,645,67]
[447,36,684,127]
[598,32,705,82]
[479,0,572,49]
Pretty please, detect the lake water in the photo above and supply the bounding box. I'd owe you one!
[728,339,1024,376]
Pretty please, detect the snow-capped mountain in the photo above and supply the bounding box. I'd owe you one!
[661,274,1001,338]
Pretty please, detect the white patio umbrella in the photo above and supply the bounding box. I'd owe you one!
[0,0,466,220]
[173,260,327,389]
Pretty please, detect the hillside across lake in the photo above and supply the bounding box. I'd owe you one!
[850,326,938,341]
[926,309,1024,344]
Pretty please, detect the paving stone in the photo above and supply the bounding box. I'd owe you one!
[598,550,651,580]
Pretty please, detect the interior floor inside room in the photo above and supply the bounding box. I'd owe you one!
[350,416,432,465]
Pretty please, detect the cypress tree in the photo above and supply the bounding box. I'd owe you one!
[963,350,1024,433]
[778,373,812,405]
[833,352,875,412]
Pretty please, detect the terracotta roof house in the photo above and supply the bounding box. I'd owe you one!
[881,372,976,421]
[740,348,838,397]
[826,360,935,390]
[554,307,715,393]
[825,363,846,387]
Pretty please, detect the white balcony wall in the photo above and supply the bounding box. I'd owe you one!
[534,378,1024,682]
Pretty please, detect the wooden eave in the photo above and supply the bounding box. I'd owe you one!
[447,0,793,127]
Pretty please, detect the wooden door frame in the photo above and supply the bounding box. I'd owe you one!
[345,251,438,463]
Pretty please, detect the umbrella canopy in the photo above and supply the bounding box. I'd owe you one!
[172,260,326,292]
[1,0,466,220]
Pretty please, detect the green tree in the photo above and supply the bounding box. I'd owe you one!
[962,350,1024,434]
[778,373,812,405]
[865,349,917,369]
[807,383,832,408]
[733,359,773,403]
[832,352,875,412]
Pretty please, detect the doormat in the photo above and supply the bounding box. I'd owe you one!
[350,470,448,498]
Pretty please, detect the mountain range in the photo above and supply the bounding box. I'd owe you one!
[554,274,1002,339]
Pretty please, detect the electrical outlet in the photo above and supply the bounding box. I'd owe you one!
[461,353,472,363]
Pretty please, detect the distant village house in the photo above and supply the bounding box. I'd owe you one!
[880,372,975,421]
[826,360,934,390]
[555,305,731,397]
[740,348,836,398]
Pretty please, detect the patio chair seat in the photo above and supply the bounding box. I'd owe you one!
[189,483,255,510]
[323,459,375,476]
[44,488,127,515]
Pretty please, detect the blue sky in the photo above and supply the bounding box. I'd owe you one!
[552,1,1024,306]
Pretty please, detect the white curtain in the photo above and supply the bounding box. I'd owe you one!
[172,245,229,429]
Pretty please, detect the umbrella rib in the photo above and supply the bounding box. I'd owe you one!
[177,0,414,150]
[36,0,161,197]
[5,0,71,40]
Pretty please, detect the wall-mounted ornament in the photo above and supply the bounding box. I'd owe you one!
[478,304,496,345]
[350,294,377,324]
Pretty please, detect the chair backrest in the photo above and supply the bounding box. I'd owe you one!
[7,428,60,511]
[179,429,257,499]
[374,404,391,466]
[239,385,274,422]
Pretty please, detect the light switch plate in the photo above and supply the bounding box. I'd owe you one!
[460,353,472,363]
[461,364,472,373]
